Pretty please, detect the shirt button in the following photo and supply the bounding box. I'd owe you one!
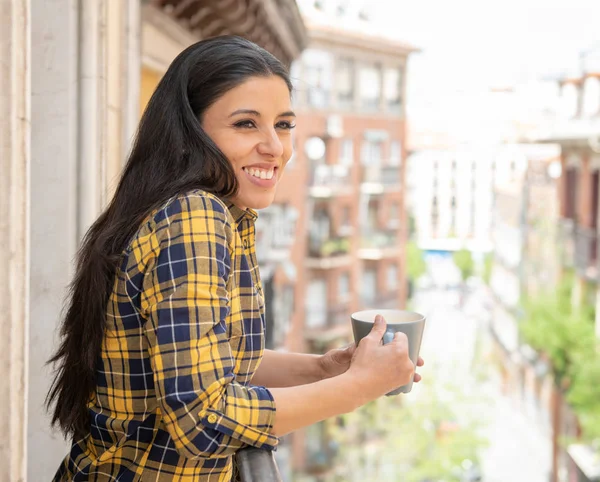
[207,414,218,424]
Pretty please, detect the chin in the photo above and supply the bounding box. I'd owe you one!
[245,193,276,211]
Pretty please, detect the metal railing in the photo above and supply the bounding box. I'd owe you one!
[360,230,398,250]
[558,218,576,268]
[308,236,351,258]
[235,447,282,482]
[361,165,400,185]
[575,225,598,278]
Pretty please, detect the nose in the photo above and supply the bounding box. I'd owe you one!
[257,128,284,158]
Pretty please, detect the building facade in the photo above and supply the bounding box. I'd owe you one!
[537,46,600,482]
[487,143,562,482]
[408,149,495,255]
[254,1,417,477]
[1,1,306,480]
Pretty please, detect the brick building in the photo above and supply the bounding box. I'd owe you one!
[255,1,418,477]
[537,46,600,482]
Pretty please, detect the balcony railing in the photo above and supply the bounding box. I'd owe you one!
[358,230,400,259]
[360,165,401,193]
[235,447,282,482]
[575,225,598,280]
[309,164,353,198]
[558,218,576,268]
[308,236,351,258]
[305,304,352,341]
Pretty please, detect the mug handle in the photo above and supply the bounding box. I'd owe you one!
[382,330,395,345]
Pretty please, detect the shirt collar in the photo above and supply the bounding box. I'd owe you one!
[224,200,258,224]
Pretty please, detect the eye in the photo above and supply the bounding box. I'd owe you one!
[276,120,296,130]
[233,120,256,129]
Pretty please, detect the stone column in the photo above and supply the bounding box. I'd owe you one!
[29,0,140,478]
[0,1,31,481]
[30,0,82,476]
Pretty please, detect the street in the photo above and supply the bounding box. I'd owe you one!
[411,283,553,482]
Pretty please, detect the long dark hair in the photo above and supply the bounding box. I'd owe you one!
[46,36,292,439]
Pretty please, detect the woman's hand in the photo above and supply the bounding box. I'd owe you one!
[318,339,424,382]
[346,315,425,400]
[318,344,356,379]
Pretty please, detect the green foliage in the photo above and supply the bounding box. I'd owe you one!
[406,241,427,282]
[482,254,493,285]
[520,275,600,442]
[453,249,475,282]
[329,380,489,481]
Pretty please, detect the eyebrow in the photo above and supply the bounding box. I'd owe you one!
[229,109,296,118]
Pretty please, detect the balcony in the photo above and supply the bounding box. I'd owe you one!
[361,291,401,310]
[309,164,353,198]
[306,237,352,269]
[558,218,576,268]
[305,304,352,342]
[358,230,400,260]
[575,225,598,280]
[360,165,401,194]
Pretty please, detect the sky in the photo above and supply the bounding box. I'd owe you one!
[368,0,600,145]
[298,0,600,148]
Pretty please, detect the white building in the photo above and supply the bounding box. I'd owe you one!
[408,149,495,254]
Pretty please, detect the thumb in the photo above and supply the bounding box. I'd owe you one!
[367,314,387,341]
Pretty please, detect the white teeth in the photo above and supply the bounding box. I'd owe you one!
[244,167,275,180]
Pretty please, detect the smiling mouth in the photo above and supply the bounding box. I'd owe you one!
[242,166,276,180]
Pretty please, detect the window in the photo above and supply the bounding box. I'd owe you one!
[306,279,327,328]
[303,49,333,109]
[560,83,579,118]
[390,140,402,166]
[387,264,398,290]
[388,202,400,229]
[583,77,600,117]
[341,138,354,166]
[362,269,377,305]
[272,284,294,347]
[361,140,383,166]
[384,67,403,112]
[338,272,350,300]
[337,58,354,107]
[367,200,379,232]
[341,206,352,228]
[359,64,381,111]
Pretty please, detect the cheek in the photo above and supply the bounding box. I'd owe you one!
[217,138,254,169]
[282,140,294,166]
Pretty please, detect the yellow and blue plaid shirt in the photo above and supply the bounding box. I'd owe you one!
[54,190,278,481]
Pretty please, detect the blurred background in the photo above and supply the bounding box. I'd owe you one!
[2,0,600,481]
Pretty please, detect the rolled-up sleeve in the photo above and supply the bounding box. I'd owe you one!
[140,194,278,460]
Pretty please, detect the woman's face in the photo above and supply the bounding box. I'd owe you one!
[201,75,295,211]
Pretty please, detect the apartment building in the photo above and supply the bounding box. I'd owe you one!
[253,1,418,477]
[408,149,495,255]
[488,144,560,479]
[537,46,600,482]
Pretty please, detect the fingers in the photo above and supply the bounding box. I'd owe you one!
[417,357,424,367]
[366,314,387,342]
[392,330,409,347]
[414,373,422,383]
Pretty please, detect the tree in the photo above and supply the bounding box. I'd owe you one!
[406,241,427,282]
[453,249,475,283]
[482,253,493,285]
[521,275,600,442]
[328,379,489,481]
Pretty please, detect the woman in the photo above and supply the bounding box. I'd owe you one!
[47,36,422,481]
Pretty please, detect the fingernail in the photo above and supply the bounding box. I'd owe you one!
[374,314,383,323]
